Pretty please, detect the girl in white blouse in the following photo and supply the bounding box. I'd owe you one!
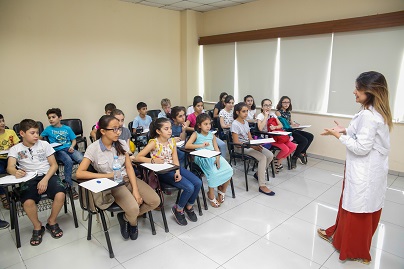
[319,71,393,265]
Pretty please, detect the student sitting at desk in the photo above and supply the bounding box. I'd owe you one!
[76,115,159,240]
[0,113,20,209]
[41,108,83,199]
[218,95,235,139]
[7,119,66,246]
[132,102,152,147]
[169,106,188,166]
[135,118,201,226]
[185,114,233,208]
[244,94,257,121]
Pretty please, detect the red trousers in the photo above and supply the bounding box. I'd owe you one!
[326,179,382,261]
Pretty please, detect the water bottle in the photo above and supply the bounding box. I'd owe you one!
[112,156,123,183]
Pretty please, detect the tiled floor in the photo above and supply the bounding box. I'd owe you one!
[1,157,404,269]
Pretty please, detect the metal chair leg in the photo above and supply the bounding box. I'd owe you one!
[243,159,249,191]
[160,205,169,233]
[147,211,156,235]
[196,196,203,216]
[230,178,236,198]
[200,181,208,210]
[67,187,79,228]
[99,211,114,259]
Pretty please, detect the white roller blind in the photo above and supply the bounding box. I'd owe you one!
[328,26,404,116]
[279,34,332,112]
[203,43,235,103]
[237,39,277,105]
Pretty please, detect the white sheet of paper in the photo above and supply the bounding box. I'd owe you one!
[50,142,62,148]
[249,138,275,145]
[266,131,291,135]
[0,171,37,185]
[140,163,174,172]
[190,149,221,158]
[142,128,149,134]
[291,125,311,129]
[211,130,217,135]
[0,150,9,155]
[79,178,118,193]
[176,140,185,147]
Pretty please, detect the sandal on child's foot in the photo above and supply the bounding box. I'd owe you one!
[46,223,63,239]
[217,190,226,203]
[208,196,220,208]
[1,195,10,210]
[30,226,45,246]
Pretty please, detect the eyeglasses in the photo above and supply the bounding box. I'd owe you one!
[262,104,272,107]
[282,101,291,104]
[105,127,122,133]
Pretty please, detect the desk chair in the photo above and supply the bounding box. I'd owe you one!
[147,109,161,120]
[128,121,149,152]
[76,165,157,258]
[226,132,273,191]
[7,180,78,248]
[13,121,44,140]
[60,119,87,152]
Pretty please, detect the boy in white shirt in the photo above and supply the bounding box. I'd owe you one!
[7,119,66,246]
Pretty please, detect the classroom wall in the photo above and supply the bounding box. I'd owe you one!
[198,0,404,173]
[0,0,181,134]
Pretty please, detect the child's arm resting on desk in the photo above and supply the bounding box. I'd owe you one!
[134,140,163,164]
[185,132,209,150]
[6,157,26,178]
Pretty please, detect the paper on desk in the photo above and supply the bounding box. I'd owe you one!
[190,149,221,158]
[0,171,37,184]
[142,129,149,134]
[291,125,311,129]
[176,140,185,147]
[141,163,174,172]
[50,143,62,148]
[0,150,9,155]
[267,131,291,135]
[211,130,217,135]
[79,178,118,193]
[249,138,275,145]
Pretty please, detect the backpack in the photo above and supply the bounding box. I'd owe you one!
[267,117,289,144]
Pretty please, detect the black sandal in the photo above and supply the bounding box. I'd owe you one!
[46,223,63,239]
[30,226,45,246]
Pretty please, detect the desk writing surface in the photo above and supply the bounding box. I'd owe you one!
[290,125,311,129]
[79,178,118,193]
[0,171,37,185]
[249,138,275,145]
[190,149,220,158]
[140,163,174,172]
[0,150,9,155]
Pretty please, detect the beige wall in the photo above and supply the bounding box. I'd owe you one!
[0,0,181,134]
[201,0,404,36]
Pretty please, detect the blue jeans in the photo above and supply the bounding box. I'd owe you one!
[158,167,202,210]
[216,138,227,159]
[177,150,186,167]
[55,148,83,187]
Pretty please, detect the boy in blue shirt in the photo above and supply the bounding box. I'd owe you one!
[40,108,83,198]
[132,102,152,147]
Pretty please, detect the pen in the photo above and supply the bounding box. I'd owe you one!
[15,164,25,171]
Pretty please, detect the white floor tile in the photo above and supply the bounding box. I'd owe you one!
[372,221,404,259]
[380,200,404,228]
[253,187,313,215]
[276,176,333,199]
[0,232,24,268]
[220,200,290,236]
[5,262,27,269]
[317,185,342,207]
[297,167,343,186]
[266,217,335,264]
[313,161,345,174]
[223,238,322,269]
[121,238,219,269]
[385,186,404,205]
[178,217,260,264]
[293,200,338,229]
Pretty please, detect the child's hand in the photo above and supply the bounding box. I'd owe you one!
[68,146,74,153]
[153,157,165,164]
[174,137,181,142]
[202,142,210,147]
[37,179,48,194]
[214,156,220,169]
[15,169,26,178]
[269,125,276,131]
[174,171,182,182]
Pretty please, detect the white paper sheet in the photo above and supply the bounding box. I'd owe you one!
[140,163,174,172]
[0,171,37,185]
[190,149,221,158]
[0,150,9,155]
[249,138,275,145]
[176,140,185,147]
[79,178,118,193]
[142,128,149,134]
[266,131,291,135]
[50,143,62,148]
[211,130,217,135]
[290,125,311,129]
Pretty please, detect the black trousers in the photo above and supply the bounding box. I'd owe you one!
[292,130,314,157]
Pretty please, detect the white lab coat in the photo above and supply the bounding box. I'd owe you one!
[339,106,390,213]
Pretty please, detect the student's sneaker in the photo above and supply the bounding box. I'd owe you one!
[298,154,307,165]
[184,206,198,222]
[171,205,187,226]
[0,219,10,229]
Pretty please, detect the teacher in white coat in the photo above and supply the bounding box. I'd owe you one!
[318,71,392,265]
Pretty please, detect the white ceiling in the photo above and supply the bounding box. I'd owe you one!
[121,0,257,12]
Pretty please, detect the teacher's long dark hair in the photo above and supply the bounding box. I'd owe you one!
[96,115,126,156]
